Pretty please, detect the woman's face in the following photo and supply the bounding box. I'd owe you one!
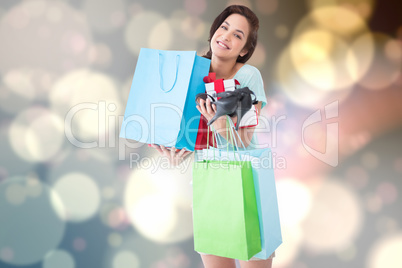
[210,13,250,61]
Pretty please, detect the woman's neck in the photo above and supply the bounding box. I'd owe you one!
[210,56,241,80]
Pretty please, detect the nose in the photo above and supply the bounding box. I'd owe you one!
[222,31,230,41]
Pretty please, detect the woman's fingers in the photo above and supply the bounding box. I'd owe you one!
[182,150,192,159]
[197,98,216,120]
[170,146,178,159]
[206,98,213,114]
[151,144,163,154]
[160,145,169,156]
[150,145,193,167]
[177,148,185,158]
[212,103,217,112]
[177,148,187,158]
[172,147,189,159]
[198,98,206,115]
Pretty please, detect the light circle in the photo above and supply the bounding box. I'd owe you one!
[358,33,402,90]
[276,178,312,226]
[50,69,121,145]
[0,177,66,266]
[52,172,101,222]
[148,19,172,50]
[83,0,126,33]
[276,47,352,108]
[125,11,168,56]
[112,250,140,268]
[367,234,402,268]
[308,0,375,21]
[124,158,193,243]
[274,225,303,267]
[9,107,64,163]
[108,233,123,248]
[5,183,26,205]
[301,179,363,252]
[0,68,36,114]
[256,0,278,15]
[0,0,92,74]
[290,29,358,91]
[311,6,367,36]
[43,249,75,268]
[129,194,178,241]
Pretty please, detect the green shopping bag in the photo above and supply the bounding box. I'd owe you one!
[198,119,282,259]
[192,123,261,260]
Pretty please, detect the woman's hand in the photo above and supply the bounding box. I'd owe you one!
[196,97,216,121]
[196,97,227,130]
[151,144,192,167]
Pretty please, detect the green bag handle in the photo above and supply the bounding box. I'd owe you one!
[226,117,240,161]
[206,124,217,160]
[158,52,180,93]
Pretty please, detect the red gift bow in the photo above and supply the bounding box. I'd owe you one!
[203,73,240,97]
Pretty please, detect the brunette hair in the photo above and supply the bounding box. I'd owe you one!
[203,5,259,63]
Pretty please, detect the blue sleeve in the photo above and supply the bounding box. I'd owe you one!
[235,65,267,109]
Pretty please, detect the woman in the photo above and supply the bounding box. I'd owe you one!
[153,5,273,268]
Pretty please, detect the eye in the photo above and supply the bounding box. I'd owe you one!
[234,34,241,39]
[220,25,228,30]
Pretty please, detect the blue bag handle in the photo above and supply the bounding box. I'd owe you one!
[158,52,180,93]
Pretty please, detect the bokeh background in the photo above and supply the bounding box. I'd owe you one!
[0,0,401,267]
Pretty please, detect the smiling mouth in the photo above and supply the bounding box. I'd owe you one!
[217,41,229,49]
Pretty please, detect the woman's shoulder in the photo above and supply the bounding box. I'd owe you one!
[235,63,267,108]
[235,64,262,77]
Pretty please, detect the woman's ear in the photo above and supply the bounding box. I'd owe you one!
[240,49,248,57]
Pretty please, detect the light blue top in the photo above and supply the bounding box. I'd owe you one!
[234,64,267,109]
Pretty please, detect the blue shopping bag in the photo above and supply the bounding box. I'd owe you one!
[245,148,282,259]
[120,48,210,151]
[197,146,282,259]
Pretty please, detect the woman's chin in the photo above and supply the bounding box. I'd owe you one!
[211,50,236,61]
